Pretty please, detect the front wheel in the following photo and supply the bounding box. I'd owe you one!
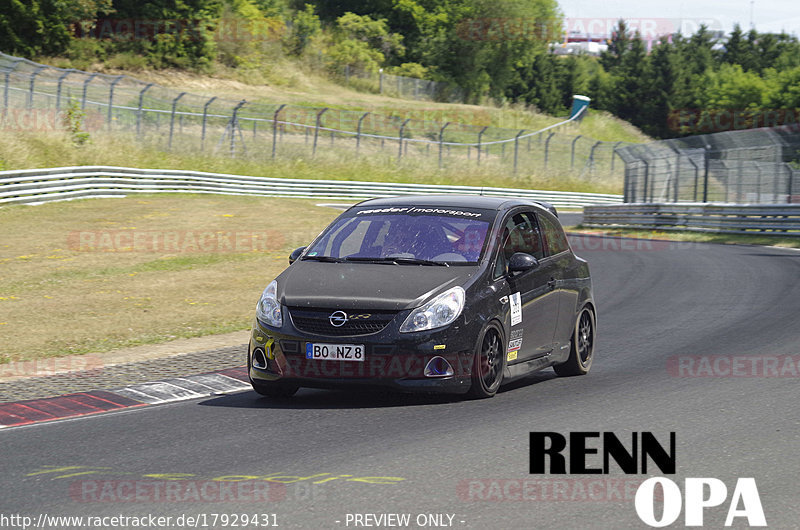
[554,308,595,376]
[468,323,506,398]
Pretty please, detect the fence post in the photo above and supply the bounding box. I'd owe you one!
[438,122,450,169]
[272,104,286,159]
[513,130,525,174]
[107,75,124,131]
[588,141,602,176]
[688,157,700,202]
[136,83,154,137]
[477,126,488,166]
[379,70,384,94]
[643,160,650,203]
[3,59,22,111]
[356,111,369,154]
[201,96,217,151]
[55,69,75,112]
[345,64,350,84]
[702,146,710,203]
[754,163,761,203]
[27,66,46,109]
[230,96,247,157]
[570,135,582,169]
[787,164,794,204]
[673,153,681,202]
[544,132,556,168]
[168,92,187,150]
[398,118,411,161]
[737,159,744,202]
[611,141,623,171]
[81,73,98,110]
[313,108,328,157]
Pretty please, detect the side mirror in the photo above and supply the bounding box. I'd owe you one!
[508,252,539,274]
[289,246,307,265]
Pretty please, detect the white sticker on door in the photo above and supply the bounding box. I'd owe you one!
[510,291,522,326]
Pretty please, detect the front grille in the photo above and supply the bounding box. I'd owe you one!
[288,308,397,336]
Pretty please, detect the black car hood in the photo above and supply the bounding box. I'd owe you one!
[277,261,479,311]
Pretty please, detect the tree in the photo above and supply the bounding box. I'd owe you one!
[284,3,321,56]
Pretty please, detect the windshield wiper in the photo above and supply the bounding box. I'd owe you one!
[345,256,449,266]
[301,255,344,262]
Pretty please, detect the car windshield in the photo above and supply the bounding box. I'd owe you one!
[304,206,495,264]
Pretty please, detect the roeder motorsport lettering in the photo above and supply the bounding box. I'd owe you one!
[529,432,766,527]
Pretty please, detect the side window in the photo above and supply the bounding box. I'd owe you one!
[538,214,570,256]
[493,212,544,279]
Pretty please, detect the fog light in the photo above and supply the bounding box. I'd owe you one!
[424,356,454,378]
[252,347,268,370]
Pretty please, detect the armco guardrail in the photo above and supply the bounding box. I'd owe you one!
[0,166,623,209]
[583,203,800,235]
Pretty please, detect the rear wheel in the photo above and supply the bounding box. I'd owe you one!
[250,379,299,398]
[554,308,595,376]
[468,324,505,398]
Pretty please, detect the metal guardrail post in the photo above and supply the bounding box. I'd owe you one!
[379,71,383,94]
[398,118,411,161]
[107,76,124,131]
[272,104,286,159]
[356,112,369,154]
[438,122,450,169]
[55,69,74,112]
[313,108,327,157]
[513,130,525,174]
[201,96,217,151]
[168,92,187,150]
[136,83,154,137]
[477,126,488,166]
[27,66,46,109]
[570,135,582,169]
[81,73,98,110]
[544,132,556,168]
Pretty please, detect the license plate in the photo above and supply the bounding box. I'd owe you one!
[305,343,365,362]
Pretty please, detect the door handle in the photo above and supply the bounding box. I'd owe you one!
[547,277,557,289]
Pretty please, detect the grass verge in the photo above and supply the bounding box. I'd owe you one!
[0,195,341,363]
[568,226,800,249]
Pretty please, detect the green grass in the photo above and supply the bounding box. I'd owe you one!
[569,226,800,248]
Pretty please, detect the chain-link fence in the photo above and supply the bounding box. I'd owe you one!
[0,52,625,182]
[617,126,800,204]
[338,65,465,103]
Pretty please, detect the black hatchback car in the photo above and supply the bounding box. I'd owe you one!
[249,195,595,398]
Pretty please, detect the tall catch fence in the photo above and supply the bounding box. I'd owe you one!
[0,52,625,183]
[617,125,800,204]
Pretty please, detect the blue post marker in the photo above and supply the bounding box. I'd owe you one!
[569,95,591,121]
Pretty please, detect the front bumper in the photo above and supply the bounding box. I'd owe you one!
[248,314,476,394]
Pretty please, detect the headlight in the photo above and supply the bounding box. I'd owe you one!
[399,286,465,333]
[256,280,282,327]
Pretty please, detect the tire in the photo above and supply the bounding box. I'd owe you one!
[468,323,506,398]
[554,307,595,377]
[250,379,299,398]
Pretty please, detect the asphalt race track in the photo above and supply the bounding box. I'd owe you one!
[2,235,799,529]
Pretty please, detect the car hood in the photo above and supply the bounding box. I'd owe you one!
[277,261,480,311]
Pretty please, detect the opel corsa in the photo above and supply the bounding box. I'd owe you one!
[249,195,595,398]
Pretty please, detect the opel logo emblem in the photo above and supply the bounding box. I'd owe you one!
[329,310,348,327]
